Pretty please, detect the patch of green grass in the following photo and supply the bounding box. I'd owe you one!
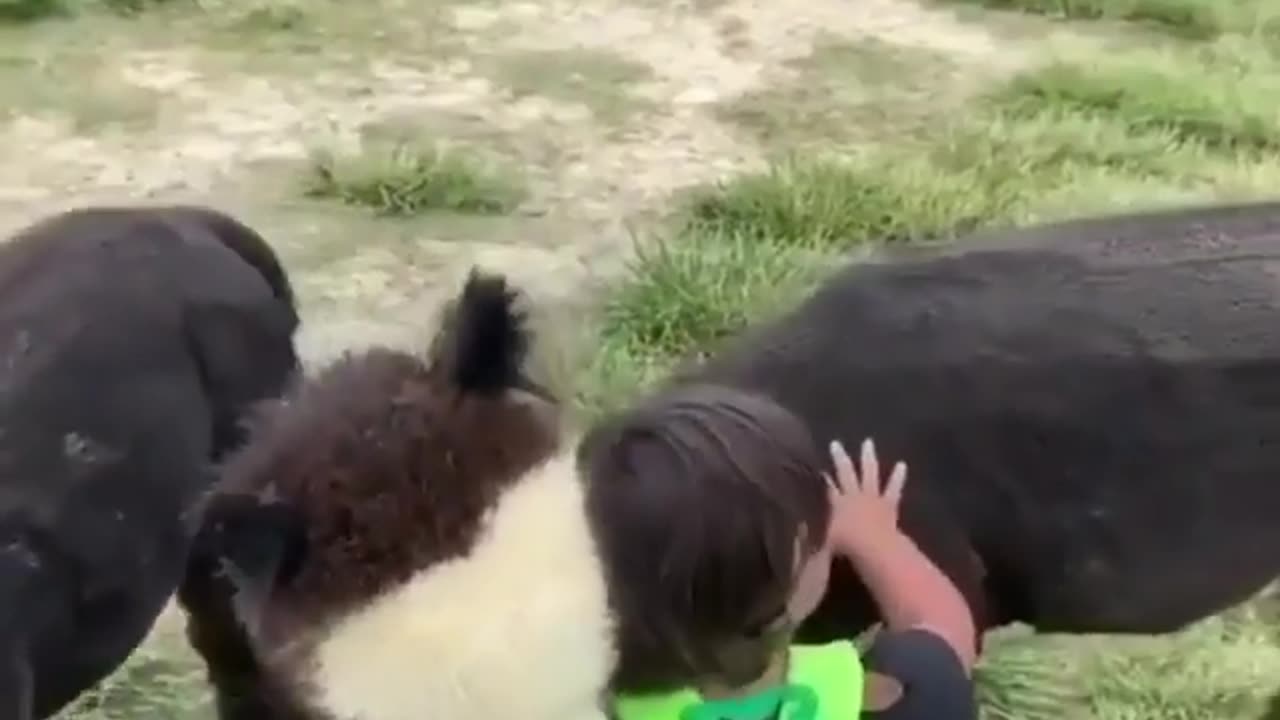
[996,41,1280,153]
[974,632,1090,720]
[56,635,212,720]
[678,151,1020,248]
[588,103,1241,405]
[600,80,1247,398]
[935,0,1280,41]
[681,106,1225,250]
[302,138,527,217]
[688,35,1280,251]
[1088,601,1280,719]
[967,597,1280,720]
[482,48,656,125]
[578,227,837,417]
[599,228,829,362]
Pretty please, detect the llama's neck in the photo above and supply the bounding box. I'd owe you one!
[306,448,615,720]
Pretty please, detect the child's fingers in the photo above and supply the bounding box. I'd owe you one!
[823,471,843,495]
[829,440,857,489]
[885,461,908,504]
[859,438,879,492]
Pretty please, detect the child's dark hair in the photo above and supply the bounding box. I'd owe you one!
[579,383,832,693]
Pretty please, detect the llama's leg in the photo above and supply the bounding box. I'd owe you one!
[0,644,33,720]
[179,493,310,720]
[177,559,277,720]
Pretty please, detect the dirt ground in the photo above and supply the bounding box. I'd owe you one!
[0,0,1033,365]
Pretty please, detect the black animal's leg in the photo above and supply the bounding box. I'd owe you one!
[0,647,33,720]
[177,495,308,720]
[177,558,278,720]
[0,540,43,720]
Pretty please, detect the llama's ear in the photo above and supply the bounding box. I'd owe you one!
[430,268,530,395]
[193,493,307,637]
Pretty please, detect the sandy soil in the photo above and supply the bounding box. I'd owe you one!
[0,0,1019,367]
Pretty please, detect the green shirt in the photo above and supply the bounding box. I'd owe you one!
[613,641,864,720]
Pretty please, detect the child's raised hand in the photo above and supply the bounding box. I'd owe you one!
[825,438,908,558]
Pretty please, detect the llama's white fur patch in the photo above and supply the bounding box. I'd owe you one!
[307,449,615,720]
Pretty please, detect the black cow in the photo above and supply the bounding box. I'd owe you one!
[0,205,300,719]
[645,199,1280,647]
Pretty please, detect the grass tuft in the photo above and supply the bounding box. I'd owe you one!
[996,43,1280,152]
[1087,603,1280,719]
[975,634,1089,720]
[599,228,829,361]
[56,639,212,720]
[302,140,526,217]
[680,151,1024,249]
[577,226,838,418]
[678,108,1216,251]
[681,35,1280,252]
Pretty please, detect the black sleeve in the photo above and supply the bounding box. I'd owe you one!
[860,628,978,720]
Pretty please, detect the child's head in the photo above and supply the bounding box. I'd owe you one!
[581,384,833,693]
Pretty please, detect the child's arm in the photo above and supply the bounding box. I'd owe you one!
[825,439,978,673]
[840,528,978,673]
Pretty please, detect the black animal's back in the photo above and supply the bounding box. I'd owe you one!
[670,200,1280,639]
[0,205,298,718]
[0,207,283,519]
